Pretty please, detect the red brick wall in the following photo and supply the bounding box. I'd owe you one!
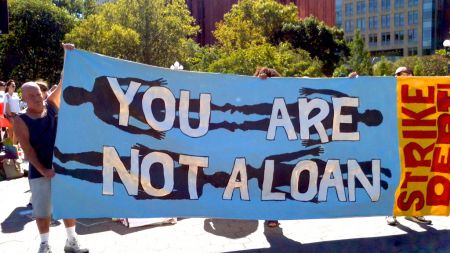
[296,0,335,27]
[187,0,336,45]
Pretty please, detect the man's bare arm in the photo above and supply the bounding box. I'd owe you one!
[47,79,62,111]
[14,117,54,178]
[47,43,75,111]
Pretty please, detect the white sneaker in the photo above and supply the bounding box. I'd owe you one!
[64,238,89,253]
[163,218,177,224]
[38,242,52,253]
[386,216,398,226]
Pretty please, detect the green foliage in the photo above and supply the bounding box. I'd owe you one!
[203,42,322,77]
[413,62,424,76]
[372,56,394,76]
[420,55,448,76]
[65,15,141,61]
[66,0,199,67]
[332,64,350,77]
[0,0,76,84]
[393,56,420,72]
[213,0,297,51]
[393,55,447,76]
[277,16,350,76]
[348,30,372,75]
[52,0,97,17]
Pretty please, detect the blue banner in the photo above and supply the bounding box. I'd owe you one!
[53,49,400,219]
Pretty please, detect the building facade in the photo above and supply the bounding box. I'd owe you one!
[187,0,336,45]
[336,0,450,58]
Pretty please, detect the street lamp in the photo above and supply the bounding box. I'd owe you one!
[170,61,183,70]
[444,40,450,54]
[444,40,450,75]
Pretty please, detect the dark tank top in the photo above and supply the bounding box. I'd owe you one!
[19,103,58,179]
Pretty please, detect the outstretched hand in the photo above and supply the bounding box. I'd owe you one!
[62,43,75,50]
[299,87,315,96]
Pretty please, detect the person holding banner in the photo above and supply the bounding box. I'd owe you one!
[385,66,432,226]
[14,43,89,253]
[254,67,282,228]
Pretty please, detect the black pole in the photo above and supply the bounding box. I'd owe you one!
[0,0,8,35]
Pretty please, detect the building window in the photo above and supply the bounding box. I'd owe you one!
[336,10,342,28]
[394,13,405,26]
[345,20,354,33]
[369,34,378,47]
[395,0,404,8]
[357,1,366,14]
[369,0,377,13]
[408,0,418,7]
[369,16,378,30]
[356,18,366,31]
[408,29,417,42]
[381,15,390,28]
[408,47,418,56]
[381,0,391,11]
[408,11,418,25]
[381,32,391,45]
[345,3,354,16]
[394,31,404,44]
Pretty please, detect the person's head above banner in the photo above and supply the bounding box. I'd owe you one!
[395,66,414,77]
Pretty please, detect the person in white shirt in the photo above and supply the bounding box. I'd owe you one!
[4,79,20,143]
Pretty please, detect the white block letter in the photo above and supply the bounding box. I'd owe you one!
[348,159,380,201]
[262,160,286,200]
[332,97,360,141]
[298,98,330,143]
[223,158,249,200]
[102,146,139,195]
[179,90,211,137]
[179,155,209,199]
[291,160,318,201]
[267,98,297,140]
[106,77,141,126]
[318,160,346,201]
[142,86,176,131]
[140,152,174,197]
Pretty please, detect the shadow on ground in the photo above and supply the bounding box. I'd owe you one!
[228,224,450,253]
[204,219,258,239]
[75,218,177,236]
[1,206,34,233]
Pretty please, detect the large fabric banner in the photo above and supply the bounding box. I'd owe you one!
[53,49,448,219]
[395,77,450,216]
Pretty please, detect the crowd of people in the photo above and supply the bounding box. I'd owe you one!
[0,42,436,253]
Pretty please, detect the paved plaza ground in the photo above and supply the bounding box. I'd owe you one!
[1,177,449,253]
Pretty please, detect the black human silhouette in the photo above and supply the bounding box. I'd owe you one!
[63,76,242,135]
[215,87,383,141]
[64,76,166,139]
[53,144,390,201]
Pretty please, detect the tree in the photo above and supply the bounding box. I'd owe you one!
[66,0,199,67]
[420,55,448,76]
[332,64,350,77]
[372,56,394,76]
[0,0,75,84]
[52,0,97,17]
[213,0,297,51]
[205,42,323,77]
[348,30,372,75]
[276,16,350,76]
[65,15,141,61]
[393,55,447,76]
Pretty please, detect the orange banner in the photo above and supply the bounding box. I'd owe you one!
[395,77,450,216]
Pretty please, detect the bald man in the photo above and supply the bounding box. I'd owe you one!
[14,44,88,253]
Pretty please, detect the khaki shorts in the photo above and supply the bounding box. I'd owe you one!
[29,177,52,218]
